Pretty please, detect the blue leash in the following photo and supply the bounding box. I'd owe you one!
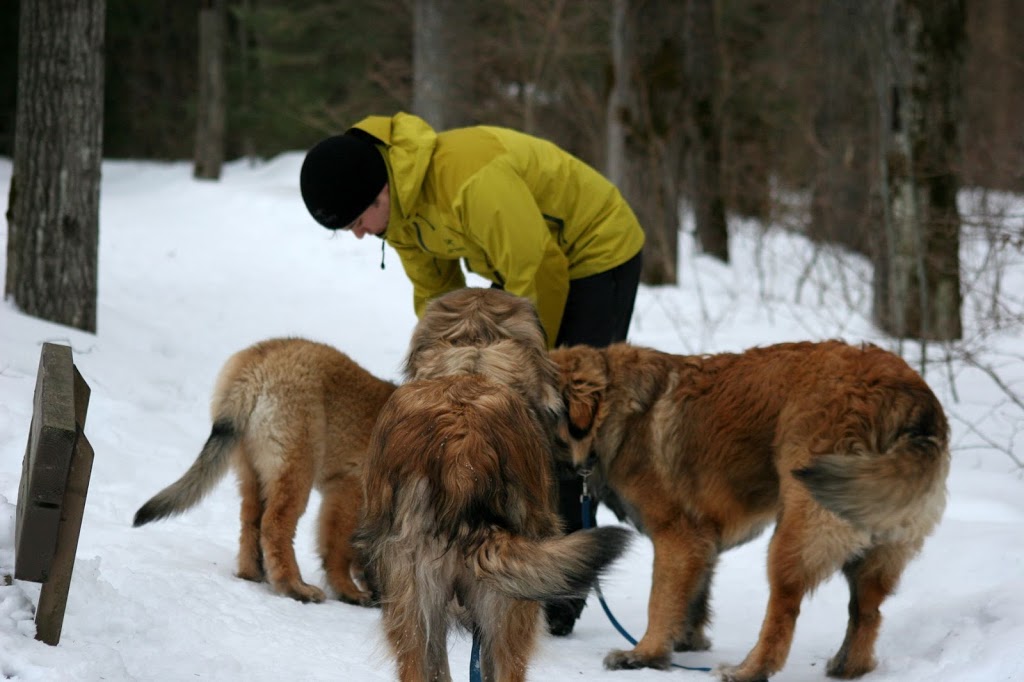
[470,629,482,682]
[580,471,712,673]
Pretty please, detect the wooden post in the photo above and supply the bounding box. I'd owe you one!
[14,343,93,645]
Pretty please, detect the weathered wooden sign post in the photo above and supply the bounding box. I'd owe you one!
[14,342,94,645]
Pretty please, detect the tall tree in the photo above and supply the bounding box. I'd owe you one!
[685,0,728,262]
[606,0,686,284]
[6,0,105,333]
[413,0,473,130]
[195,0,227,179]
[810,0,876,255]
[873,0,964,340]
[719,0,772,222]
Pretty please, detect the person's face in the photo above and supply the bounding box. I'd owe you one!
[346,184,390,239]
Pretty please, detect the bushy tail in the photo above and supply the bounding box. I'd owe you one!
[793,434,949,534]
[472,526,631,602]
[133,420,238,526]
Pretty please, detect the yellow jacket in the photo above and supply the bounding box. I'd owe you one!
[352,112,645,346]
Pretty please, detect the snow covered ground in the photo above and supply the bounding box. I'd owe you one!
[1,155,1022,681]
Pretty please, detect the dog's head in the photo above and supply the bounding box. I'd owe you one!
[404,288,548,379]
[404,287,568,455]
[549,345,610,468]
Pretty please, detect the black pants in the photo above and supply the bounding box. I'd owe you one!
[555,250,643,348]
[553,249,642,533]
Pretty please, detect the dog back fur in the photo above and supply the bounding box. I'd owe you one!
[360,375,627,604]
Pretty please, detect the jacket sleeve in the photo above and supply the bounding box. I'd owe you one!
[392,242,466,318]
[456,162,569,347]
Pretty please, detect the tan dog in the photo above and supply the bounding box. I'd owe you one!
[134,338,395,605]
[552,340,950,681]
[357,288,631,682]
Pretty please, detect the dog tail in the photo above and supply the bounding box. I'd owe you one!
[793,400,950,535]
[133,419,238,526]
[472,526,632,602]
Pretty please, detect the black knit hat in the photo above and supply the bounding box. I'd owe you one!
[300,130,388,229]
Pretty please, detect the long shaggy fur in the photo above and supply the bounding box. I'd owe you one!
[357,288,630,682]
[404,287,566,447]
[552,340,950,681]
[134,338,395,605]
[403,287,551,371]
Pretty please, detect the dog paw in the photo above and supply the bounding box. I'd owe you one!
[715,663,769,682]
[235,568,264,583]
[281,582,326,603]
[826,653,876,678]
[337,589,376,608]
[603,649,672,670]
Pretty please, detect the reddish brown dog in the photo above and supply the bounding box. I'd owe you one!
[552,340,950,681]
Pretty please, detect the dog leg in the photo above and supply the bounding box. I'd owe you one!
[718,505,844,682]
[235,454,264,582]
[481,597,539,682]
[318,473,373,605]
[260,460,324,603]
[674,561,715,652]
[383,583,452,682]
[605,526,716,670]
[827,544,914,678]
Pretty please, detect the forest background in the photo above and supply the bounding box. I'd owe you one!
[1,1,1021,194]
[3,1,1024,403]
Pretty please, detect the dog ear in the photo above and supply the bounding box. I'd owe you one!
[551,346,608,439]
[564,377,602,439]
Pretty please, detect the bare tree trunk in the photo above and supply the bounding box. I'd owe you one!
[811,0,876,255]
[235,0,255,162]
[413,0,473,131]
[606,0,629,187]
[686,0,728,262]
[6,0,105,333]
[720,0,771,222]
[194,0,226,180]
[874,0,964,340]
[606,0,685,285]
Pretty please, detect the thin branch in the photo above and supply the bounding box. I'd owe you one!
[961,351,1024,413]
[948,410,1023,469]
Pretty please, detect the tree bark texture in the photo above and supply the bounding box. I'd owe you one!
[874,0,964,340]
[413,0,473,131]
[720,0,771,222]
[810,0,877,256]
[6,0,105,333]
[685,0,728,263]
[606,0,686,285]
[194,0,227,180]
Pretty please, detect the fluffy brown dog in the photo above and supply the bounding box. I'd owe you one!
[134,338,394,605]
[552,340,950,681]
[357,288,631,682]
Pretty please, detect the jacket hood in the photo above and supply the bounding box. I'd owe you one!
[349,112,436,220]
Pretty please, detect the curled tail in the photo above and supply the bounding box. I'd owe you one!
[133,420,238,526]
[793,433,950,535]
[472,526,631,602]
